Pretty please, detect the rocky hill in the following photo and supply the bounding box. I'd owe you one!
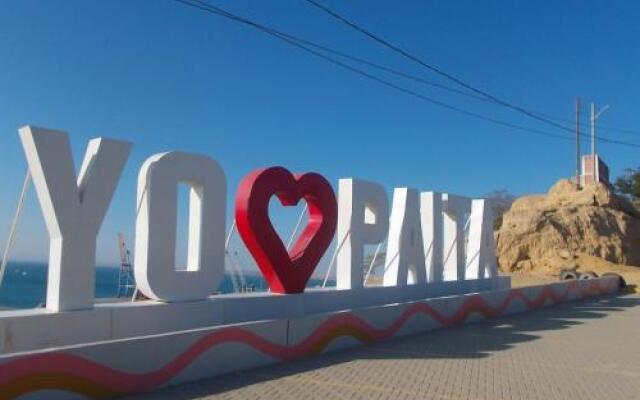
[495,179,640,276]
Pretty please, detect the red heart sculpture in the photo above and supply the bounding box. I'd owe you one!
[235,167,337,294]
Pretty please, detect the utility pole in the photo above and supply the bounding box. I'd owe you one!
[590,102,595,157]
[590,102,610,183]
[575,97,581,189]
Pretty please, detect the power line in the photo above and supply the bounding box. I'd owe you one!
[303,0,581,134]
[535,110,640,137]
[255,29,490,104]
[247,6,639,139]
[175,1,483,102]
[173,0,569,141]
[300,0,640,145]
[598,124,640,136]
[173,0,640,148]
[271,25,640,141]
[178,0,571,120]
[175,0,640,148]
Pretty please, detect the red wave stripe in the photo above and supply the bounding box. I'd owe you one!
[0,279,618,399]
[0,327,291,396]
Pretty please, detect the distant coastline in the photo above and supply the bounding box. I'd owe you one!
[0,262,332,309]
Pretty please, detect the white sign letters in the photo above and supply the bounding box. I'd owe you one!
[16,126,497,310]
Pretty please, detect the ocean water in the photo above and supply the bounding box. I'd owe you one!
[0,262,331,309]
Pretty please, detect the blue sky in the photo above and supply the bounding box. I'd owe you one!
[0,0,639,267]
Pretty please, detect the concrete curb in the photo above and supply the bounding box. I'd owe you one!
[0,277,619,399]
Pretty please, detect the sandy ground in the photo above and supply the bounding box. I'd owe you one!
[506,254,640,293]
[506,272,556,287]
[368,254,640,292]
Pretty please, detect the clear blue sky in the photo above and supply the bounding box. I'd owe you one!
[0,0,639,266]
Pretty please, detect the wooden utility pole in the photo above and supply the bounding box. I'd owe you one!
[575,97,581,189]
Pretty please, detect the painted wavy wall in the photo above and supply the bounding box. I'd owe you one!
[0,277,620,400]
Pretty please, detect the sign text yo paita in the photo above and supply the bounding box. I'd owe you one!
[18,126,497,312]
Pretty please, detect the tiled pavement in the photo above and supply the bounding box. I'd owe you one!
[129,294,640,400]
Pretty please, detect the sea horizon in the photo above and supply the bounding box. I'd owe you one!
[0,261,332,309]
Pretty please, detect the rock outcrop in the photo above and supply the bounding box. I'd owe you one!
[495,179,640,274]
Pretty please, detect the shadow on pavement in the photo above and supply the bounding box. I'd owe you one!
[125,294,640,399]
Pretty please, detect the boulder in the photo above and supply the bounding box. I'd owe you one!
[495,179,640,273]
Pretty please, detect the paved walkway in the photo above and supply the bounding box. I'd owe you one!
[129,294,640,400]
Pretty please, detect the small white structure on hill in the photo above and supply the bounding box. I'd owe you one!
[580,154,610,186]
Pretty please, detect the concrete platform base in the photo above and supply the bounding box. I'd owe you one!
[133,293,640,400]
[0,277,619,399]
